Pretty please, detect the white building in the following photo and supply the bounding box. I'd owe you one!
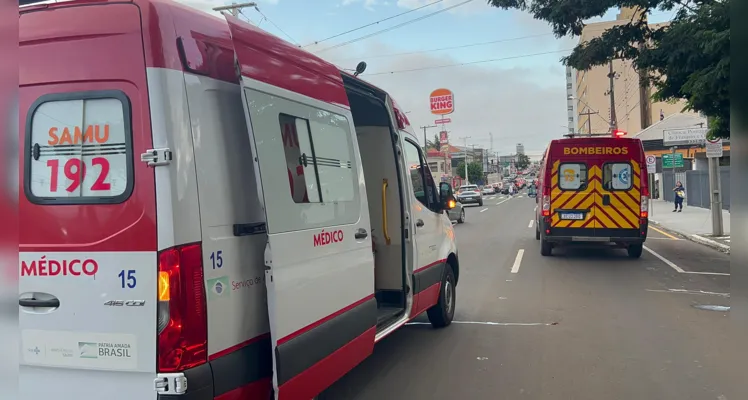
[565,65,578,134]
[516,143,525,155]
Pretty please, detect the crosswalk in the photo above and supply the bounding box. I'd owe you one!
[485,194,523,201]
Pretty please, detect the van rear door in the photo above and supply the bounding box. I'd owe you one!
[596,141,642,235]
[19,3,157,400]
[551,155,595,234]
[226,16,377,400]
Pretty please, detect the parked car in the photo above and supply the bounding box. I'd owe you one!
[481,186,495,195]
[456,184,483,206]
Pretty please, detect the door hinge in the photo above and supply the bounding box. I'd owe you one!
[141,148,173,167]
[154,373,187,395]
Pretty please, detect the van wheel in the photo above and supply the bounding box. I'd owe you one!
[540,237,552,256]
[627,243,643,258]
[427,265,456,328]
[457,209,465,224]
[535,222,540,240]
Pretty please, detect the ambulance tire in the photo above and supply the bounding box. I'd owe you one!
[535,221,540,240]
[427,265,456,328]
[627,243,643,258]
[540,236,552,256]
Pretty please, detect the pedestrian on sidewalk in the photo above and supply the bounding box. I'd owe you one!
[673,181,685,212]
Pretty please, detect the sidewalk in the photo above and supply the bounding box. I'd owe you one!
[649,200,730,253]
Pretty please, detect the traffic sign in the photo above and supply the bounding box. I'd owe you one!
[662,153,684,168]
[645,155,656,174]
[705,137,723,158]
[663,127,707,146]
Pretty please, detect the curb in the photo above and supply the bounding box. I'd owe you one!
[650,220,730,254]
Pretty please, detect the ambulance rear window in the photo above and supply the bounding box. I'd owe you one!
[558,162,588,191]
[24,91,133,205]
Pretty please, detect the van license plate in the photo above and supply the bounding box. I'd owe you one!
[560,212,584,220]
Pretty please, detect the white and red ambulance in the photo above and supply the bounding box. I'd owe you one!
[18,1,461,399]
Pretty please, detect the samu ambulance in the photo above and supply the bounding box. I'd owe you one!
[534,134,650,258]
[18,1,461,399]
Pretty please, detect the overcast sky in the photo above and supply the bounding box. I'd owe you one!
[175,0,675,155]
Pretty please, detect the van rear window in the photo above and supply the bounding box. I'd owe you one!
[25,91,133,205]
[558,162,588,190]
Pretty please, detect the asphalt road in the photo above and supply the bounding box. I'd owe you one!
[320,192,734,400]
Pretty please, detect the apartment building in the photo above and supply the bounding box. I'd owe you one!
[572,8,694,135]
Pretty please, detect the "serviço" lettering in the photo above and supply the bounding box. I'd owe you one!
[313,229,344,247]
[21,256,99,276]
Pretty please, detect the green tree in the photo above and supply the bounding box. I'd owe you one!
[488,0,730,138]
[515,153,531,170]
[455,161,484,184]
[426,134,441,150]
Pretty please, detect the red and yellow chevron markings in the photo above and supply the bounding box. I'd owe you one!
[549,160,642,229]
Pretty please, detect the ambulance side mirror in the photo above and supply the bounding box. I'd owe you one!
[439,182,456,211]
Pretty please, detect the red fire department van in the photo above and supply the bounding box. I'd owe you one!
[18,1,461,399]
[534,135,650,258]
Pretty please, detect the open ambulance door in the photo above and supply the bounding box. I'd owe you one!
[225,16,378,400]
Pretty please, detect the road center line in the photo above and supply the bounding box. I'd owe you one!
[681,271,730,276]
[528,220,534,228]
[643,245,685,273]
[646,289,730,297]
[511,249,524,274]
[479,207,488,213]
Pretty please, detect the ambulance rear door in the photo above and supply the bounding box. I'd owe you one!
[597,142,642,236]
[551,150,596,235]
[225,16,377,400]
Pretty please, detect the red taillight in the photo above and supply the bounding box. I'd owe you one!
[157,243,207,372]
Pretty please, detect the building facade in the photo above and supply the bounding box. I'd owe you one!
[572,8,695,135]
[516,143,525,155]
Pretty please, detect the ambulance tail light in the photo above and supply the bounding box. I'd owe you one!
[541,183,551,217]
[640,186,650,218]
[157,243,208,373]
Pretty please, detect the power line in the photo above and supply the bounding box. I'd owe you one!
[303,0,444,48]
[250,6,299,46]
[315,0,475,54]
[366,49,573,76]
[332,32,554,62]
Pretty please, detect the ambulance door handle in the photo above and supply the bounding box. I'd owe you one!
[416,219,424,227]
[602,194,611,206]
[19,296,59,308]
[354,228,368,240]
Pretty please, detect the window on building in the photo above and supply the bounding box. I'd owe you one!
[566,83,573,90]
[568,105,574,112]
[26,91,133,204]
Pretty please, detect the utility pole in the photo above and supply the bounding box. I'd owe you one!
[706,116,724,236]
[420,125,437,150]
[607,60,618,134]
[460,136,471,184]
[579,109,599,135]
[213,2,257,17]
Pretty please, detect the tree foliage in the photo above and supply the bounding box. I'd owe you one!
[488,0,730,138]
[515,153,531,170]
[426,134,441,150]
[455,161,484,183]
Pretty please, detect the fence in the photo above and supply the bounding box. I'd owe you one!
[661,168,730,210]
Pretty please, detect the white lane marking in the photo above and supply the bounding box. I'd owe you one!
[480,208,489,213]
[682,271,730,276]
[511,249,525,274]
[528,220,534,228]
[534,205,537,211]
[643,245,685,273]
[646,289,730,297]
[495,198,511,206]
[407,321,552,327]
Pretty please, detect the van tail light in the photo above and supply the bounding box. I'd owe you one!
[640,194,649,219]
[541,194,551,217]
[157,243,208,373]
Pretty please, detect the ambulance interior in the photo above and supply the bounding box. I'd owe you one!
[344,81,408,328]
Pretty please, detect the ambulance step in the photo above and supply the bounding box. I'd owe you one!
[376,307,403,326]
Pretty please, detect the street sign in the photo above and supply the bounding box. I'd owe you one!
[662,153,684,168]
[705,137,723,158]
[663,127,707,146]
[429,88,454,115]
[435,118,451,124]
[645,155,656,174]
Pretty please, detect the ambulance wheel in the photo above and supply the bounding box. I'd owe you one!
[535,221,540,240]
[627,243,643,259]
[427,265,456,328]
[540,237,552,256]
